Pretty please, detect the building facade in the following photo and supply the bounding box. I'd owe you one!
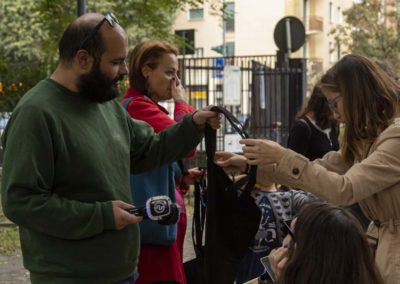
[173,0,354,72]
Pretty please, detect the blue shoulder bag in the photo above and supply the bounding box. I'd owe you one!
[122,97,177,245]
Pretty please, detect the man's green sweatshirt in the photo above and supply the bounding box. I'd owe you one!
[0,79,203,283]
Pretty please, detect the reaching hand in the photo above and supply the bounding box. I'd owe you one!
[183,167,205,186]
[240,138,287,165]
[112,200,142,230]
[214,151,247,173]
[192,106,221,129]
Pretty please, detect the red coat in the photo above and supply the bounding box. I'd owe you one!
[121,87,196,284]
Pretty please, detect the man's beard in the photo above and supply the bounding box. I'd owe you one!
[77,61,123,103]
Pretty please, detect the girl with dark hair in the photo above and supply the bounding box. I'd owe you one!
[287,86,339,161]
[215,54,400,283]
[267,202,383,284]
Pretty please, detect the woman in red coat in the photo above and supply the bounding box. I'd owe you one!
[121,40,202,284]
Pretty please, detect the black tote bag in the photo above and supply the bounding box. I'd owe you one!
[203,106,261,284]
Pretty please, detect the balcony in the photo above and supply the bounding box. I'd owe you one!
[307,15,323,35]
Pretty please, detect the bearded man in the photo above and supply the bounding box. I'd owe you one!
[1,12,219,284]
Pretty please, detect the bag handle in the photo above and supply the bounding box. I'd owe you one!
[205,106,257,195]
[192,175,206,258]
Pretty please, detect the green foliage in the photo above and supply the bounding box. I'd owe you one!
[0,0,216,111]
[0,192,20,255]
[331,0,400,71]
[0,227,20,255]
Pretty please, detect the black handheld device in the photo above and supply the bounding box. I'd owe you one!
[126,195,180,225]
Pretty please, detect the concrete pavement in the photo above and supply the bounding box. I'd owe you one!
[0,213,195,283]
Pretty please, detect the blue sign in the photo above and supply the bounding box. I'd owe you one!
[213,58,225,78]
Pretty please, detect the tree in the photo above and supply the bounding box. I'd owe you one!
[330,0,400,71]
[0,0,216,111]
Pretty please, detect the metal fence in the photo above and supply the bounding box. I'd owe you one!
[174,55,306,167]
[251,58,306,144]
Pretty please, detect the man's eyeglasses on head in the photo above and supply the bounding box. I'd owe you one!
[327,94,342,113]
[79,12,119,50]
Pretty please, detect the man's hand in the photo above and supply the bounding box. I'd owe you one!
[112,200,142,230]
[214,151,248,173]
[192,106,221,129]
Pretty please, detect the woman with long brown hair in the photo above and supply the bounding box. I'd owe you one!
[215,54,400,283]
[268,202,383,284]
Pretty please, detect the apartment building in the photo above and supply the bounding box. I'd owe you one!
[173,0,354,72]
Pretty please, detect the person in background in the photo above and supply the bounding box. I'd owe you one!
[121,40,203,284]
[235,180,314,284]
[216,54,400,283]
[266,202,383,284]
[287,85,339,161]
[1,13,219,284]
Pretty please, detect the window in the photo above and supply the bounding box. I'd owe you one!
[329,2,334,24]
[223,2,235,32]
[175,29,195,55]
[195,47,204,57]
[225,42,235,56]
[189,8,204,20]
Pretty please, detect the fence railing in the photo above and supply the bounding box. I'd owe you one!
[169,55,306,167]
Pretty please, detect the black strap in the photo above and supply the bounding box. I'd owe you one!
[192,175,206,257]
[210,106,250,139]
[205,106,257,196]
[121,97,134,110]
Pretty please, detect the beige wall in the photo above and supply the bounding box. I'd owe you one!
[174,3,222,57]
[234,0,285,55]
[285,0,302,17]
[305,0,353,71]
[174,1,286,57]
[173,0,354,70]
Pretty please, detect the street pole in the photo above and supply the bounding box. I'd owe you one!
[77,0,86,17]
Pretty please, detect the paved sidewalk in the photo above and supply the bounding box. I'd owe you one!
[0,214,195,283]
[0,254,29,283]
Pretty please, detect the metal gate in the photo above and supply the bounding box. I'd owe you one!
[176,55,305,166]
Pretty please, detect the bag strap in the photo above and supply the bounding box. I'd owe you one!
[205,106,257,196]
[192,174,206,257]
[121,97,134,110]
[210,106,250,139]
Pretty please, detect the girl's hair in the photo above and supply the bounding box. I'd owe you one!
[296,86,336,130]
[280,202,383,284]
[319,54,400,164]
[128,40,178,94]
